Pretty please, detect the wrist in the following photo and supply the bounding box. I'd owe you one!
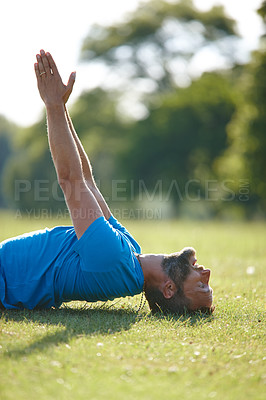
[46,103,65,112]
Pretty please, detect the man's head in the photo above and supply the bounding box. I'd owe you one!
[144,247,214,315]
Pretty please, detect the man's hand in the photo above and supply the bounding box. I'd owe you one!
[34,50,76,106]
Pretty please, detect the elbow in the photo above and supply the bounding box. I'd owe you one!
[57,167,81,190]
[53,153,84,191]
[57,165,71,185]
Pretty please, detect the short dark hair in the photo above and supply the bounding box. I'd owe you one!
[144,247,195,315]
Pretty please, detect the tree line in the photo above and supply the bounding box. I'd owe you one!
[1,0,265,219]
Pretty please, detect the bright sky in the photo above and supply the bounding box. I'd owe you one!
[0,0,264,126]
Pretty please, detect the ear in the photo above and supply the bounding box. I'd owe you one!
[162,280,176,299]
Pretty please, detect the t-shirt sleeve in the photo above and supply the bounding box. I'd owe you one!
[107,215,141,254]
[71,216,144,300]
[72,216,141,272]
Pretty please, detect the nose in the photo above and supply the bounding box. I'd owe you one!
[201,268,211,284]
[191,256,197,265]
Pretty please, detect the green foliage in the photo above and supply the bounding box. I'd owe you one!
[0,115,18,207]
[0,73,241,216]
[1,1,265,217]
[118,72,236,211]
[2,115,60,212]
[258,0,266,21]
[70,89,132,195]
[245,49,266,206]
[0,214,265,400]
[2,90,131,212]
[81,0,238,91]
[214,10,266,215]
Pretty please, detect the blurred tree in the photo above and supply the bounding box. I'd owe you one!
[118,72,236,206]
[2,0,246,216]
[81,0,239,96]
[0,115,18,208]
[215,1,266,216]
[258,0,266,22]
[3,116,58,211]
[70,88,131,192]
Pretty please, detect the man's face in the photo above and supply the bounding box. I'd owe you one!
[183,254,213,311]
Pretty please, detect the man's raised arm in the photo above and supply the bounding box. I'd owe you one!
[64,105,112,220]
[34,50,103,238]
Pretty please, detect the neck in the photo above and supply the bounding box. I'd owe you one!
[137,253,166,288]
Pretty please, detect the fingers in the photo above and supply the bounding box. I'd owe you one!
[35,50,48,81]
[46,51,59,77]
[40,49,51,75]
[34,49,75,101]
[35,49,58,78]
[34,62,41,82]
[36,53,46,76]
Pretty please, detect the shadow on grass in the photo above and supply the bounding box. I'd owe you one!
[1,304,141,358]
[1,303,214,359]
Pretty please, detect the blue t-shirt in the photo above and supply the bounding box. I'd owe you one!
[0,216,144,309]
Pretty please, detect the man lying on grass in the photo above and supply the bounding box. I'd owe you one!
[0,50,214,315]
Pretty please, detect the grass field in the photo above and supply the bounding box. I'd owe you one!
[0,211,265,400]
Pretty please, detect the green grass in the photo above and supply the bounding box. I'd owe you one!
[0,211,265,400]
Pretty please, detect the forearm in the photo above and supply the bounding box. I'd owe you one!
[64,105,95,186]
[46,104,83,182]
[64,105,112,220]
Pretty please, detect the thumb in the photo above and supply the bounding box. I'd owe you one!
[67,71,76,91]
[63,72,76,104]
